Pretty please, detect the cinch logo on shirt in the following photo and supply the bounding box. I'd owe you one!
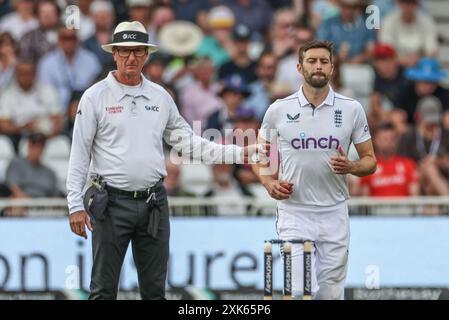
[145,105,159,112]
[291,133,340,150]
[106,106,124,114]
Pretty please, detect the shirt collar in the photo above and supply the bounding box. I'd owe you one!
[106,71,152,101]
[297,85,335,108]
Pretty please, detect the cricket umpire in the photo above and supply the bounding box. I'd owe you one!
[66,21,262,300]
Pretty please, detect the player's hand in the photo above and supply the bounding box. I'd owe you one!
[243,143,270,164]
[263,179,294,200]
[69,210,93,239]
[329,146,354,175]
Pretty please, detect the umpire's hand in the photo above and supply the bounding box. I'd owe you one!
[69,211,93,239]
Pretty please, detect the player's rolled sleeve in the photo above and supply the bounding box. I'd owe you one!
[66,93,97,214]
[163,95,243,164]
[351,102,371,144]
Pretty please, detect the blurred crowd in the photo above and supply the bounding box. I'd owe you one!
[1,0,449,216]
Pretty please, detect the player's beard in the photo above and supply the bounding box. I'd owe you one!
[303,69,330,88]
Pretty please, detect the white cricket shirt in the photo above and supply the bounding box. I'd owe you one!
[67,72,243,214]
[260,86,371,207]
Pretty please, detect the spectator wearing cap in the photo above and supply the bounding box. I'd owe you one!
[196,5,235,67]
[317,0,376,64]
[37,27,102,112]
[368,43,409,133]
[18,0,60,64]
[218,24,257,84]
[126,0,152,29]
[207,73,251,133]
[0,0,38,41]
[221,0,272,39]
[380,0,438,67]
[157,20,203,91]
[0,60,63,151]
[83,0,116,73]
[246,50,278,121]
[395,57,449,125]
[398,96,449,197]
[356,122,419,197]
[372,43,408,106]
[0,32,17,90]
[179,57,222,132]
[5,132,60,200]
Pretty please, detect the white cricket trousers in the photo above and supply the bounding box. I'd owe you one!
[276,201,350,300]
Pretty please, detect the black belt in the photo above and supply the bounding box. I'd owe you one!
[106,179,164,199]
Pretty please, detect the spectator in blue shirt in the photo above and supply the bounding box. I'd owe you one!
[317,0,376,64]
[37,27,101,112]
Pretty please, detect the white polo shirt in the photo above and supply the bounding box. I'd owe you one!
[260,86,371,207]
[67,72,243,214]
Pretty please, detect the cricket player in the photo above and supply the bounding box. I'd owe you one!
[253,40,377,299]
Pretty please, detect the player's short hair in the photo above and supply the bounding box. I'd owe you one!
[298,40,334,65]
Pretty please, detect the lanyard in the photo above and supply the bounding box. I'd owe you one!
[416,128,441,159]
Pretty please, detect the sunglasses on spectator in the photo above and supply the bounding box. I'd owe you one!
[115,47,148,57]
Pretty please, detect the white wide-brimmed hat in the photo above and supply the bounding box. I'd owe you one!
[101,21,158,53]
[158,21,203,57]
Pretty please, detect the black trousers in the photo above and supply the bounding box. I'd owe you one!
[88,186,170,300]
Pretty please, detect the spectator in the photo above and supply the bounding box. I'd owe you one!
[368,43,409,132]
[266,8,296,59]
[18,0,60,64]
[231,106,261,187]
[246,50,278,121]
[0,32,17,90]
[372,43,409,107]
[317,0,376,64]
[37,27,101,112]
[147,3,175,45]
[207,73,251,133]
[179,57,222,133]
[204,163,252,215]
[63,90,84,141]
[126,0,152,29]
[358,122,419,196]
[310,0,341,29]
[5,132,60,199]
[218,24,257,84]
[143,52,168,85]
[398,96,449,196]
[196,5,235,67]
[0,0,37,41]
[172,0,211,23]
[164,158,196,197]
[395,57,449,125]
[157,20,203,91]
[0,60,63,151]
[275,22,313,94]
[380,0,438,67]
[222,0,272,39]
[76,0,95,41]
[83,0,116,72]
